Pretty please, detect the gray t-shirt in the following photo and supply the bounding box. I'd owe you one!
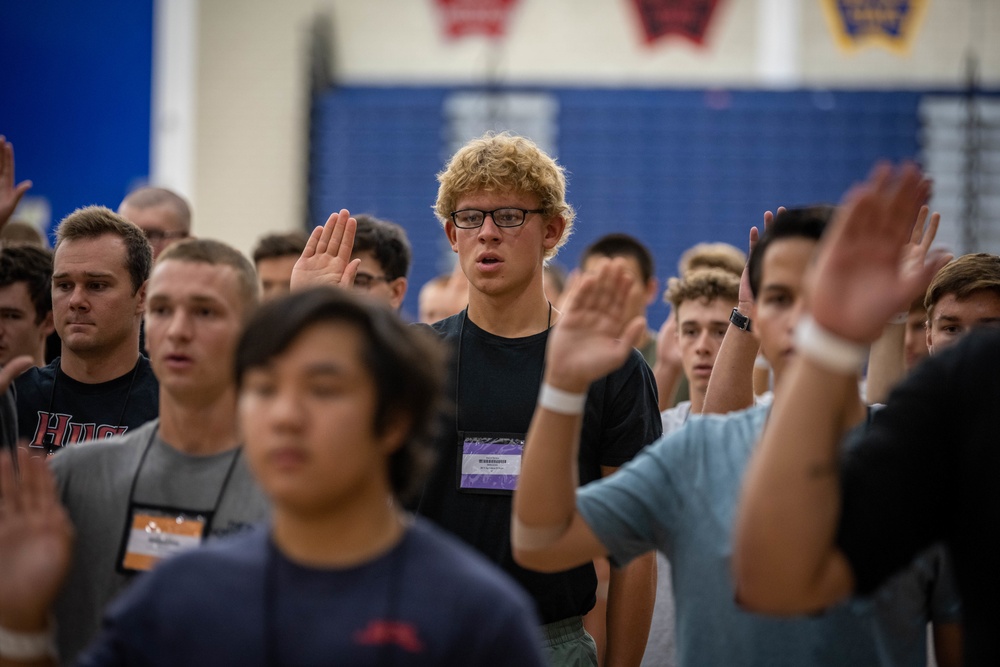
[50,419,270,665]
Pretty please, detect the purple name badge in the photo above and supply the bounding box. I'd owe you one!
[460,438,524,492]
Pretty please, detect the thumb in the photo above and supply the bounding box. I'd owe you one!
[620,316,647,349]
[0,355,33,392]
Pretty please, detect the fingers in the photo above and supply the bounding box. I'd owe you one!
[0,448,20,513]
[340,258,361,288]
[922,212,941,251]
[0,356,34,393]
[910,206,929,246]
[302,225,323,259]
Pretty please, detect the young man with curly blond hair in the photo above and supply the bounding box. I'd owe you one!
[417,133,661,667]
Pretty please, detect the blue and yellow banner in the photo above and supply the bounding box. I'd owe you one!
[821,0,928,54]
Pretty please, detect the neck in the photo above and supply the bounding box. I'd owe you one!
[271,485,406,569]
[690,385,706,413]
[158,388,241,456]
[60,341,140,383]
[32,340,47,369]
[466,282,552,338]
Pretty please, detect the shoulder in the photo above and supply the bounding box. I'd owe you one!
[646,404,766,467]
[50,419,158,477]
[14,360,56,394]
[406,518,536,613]
[428,312,464,339]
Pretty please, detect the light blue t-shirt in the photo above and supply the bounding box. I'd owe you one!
[577,405,956,667]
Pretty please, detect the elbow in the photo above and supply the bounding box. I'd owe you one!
[511,545,565,573]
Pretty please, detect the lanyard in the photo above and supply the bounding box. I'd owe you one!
[126,426,243,527]
[454,302,552,434]
[42,357,141,453]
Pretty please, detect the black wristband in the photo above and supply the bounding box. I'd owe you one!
[730,308,752,332]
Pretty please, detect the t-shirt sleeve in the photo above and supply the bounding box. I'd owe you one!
[576,430,686,566]
[74,565,160,667]
[592,351,663,468]
[836,332,985,595]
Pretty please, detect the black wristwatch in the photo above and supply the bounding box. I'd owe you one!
[730,308,752,332]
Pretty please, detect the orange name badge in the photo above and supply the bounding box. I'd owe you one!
[120,507,210,573]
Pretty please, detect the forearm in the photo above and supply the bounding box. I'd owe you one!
[651,362,681,412]
[604,553,655,667]
[865,322,904,405]
[702,322,757,415]
[0,616,57,667]
[515,404,583,531]
[734,357,857,611]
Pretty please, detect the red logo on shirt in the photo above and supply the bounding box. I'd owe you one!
[354,620,425,653]
[30,411,128,450]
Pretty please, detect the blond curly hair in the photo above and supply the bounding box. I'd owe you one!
[434,132,575,258]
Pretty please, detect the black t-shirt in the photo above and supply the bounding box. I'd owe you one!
[14,356,159,454]
[416,312,662,624]
[837,327,1000,666]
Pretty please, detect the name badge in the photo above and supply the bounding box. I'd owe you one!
[457,433,524,495]
[117,504,213,574]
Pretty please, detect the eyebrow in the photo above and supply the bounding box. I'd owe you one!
[51,271,117,280]
[148,294,224,306]
[303,361,349,377]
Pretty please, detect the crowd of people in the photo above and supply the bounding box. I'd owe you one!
[0,130,997,666]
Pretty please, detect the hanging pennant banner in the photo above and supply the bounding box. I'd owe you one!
[821,0,928,54]
[434,0,521,39]
[630,0,723,47]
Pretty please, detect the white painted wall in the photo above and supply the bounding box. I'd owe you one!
[181,0,1000,255]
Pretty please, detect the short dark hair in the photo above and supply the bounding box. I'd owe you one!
[55,206,153,295]
[235,288,445,502]
[120,187,192,232]
[0,245,54,323]
[352,215,412,280]
[252,232,309,266]
[158,239,260,316]
[925,253,1000,319]
[580,233,655,283]
[748,206,834,298]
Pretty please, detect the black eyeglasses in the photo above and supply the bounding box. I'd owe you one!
[450,208,545,229]
[353,272,391,290]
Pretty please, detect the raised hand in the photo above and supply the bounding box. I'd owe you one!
[544,258,646,392]
[0,136,33,230]
[809,164,951,344]
[0,448,73,631]
[655,310,681,372]
[290,209,361,291]
[738,207,781,306]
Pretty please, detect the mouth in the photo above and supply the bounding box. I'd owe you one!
[476,253,503,270]
[267,446,309,470]
[163,353,195,368]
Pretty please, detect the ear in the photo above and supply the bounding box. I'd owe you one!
[925,323,934,355]
[541,215,567,252]
[39,310,55,338]
[134,280,148,316]
[377,410,412,457]
[644,277,659,307]
[445,221,459,252]
[388,277,408,311]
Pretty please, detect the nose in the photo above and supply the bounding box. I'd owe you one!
[165,309,194,341]
[695,329,713,353]
[268,386,305,432]
[477,213,502,242]
[68,285,89,311]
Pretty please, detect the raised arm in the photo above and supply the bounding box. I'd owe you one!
[701,210,774,414]
[734,164,949,613]
[651,313,682,411]
[0,137,32,232]
[865,206,940,404]
[289,209,361,291]
[0,448,73,667]
[511,259,645,572]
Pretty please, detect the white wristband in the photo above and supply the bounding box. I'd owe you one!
[888,311,908,325]
[794,315,868,375]
[0,621,58,661]
[538,383,587,415]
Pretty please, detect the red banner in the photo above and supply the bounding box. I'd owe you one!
[434,0,520,39]
[630,0,723,46]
